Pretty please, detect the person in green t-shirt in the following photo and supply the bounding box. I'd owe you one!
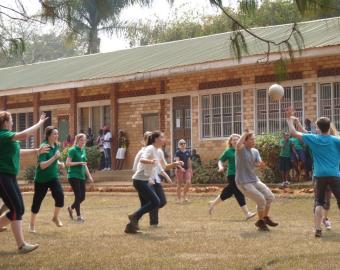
[66,133,94,223]
[289,136,306,181]
[29,126,65,233]
[0,110,48,254]
[279,133,293,187]
[208,134,256,220]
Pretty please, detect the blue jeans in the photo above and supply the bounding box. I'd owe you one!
[132,180,160,221]
[138,182,167,225]
[104,148,111,169]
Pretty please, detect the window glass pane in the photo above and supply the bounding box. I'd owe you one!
[18,113,27,149]
[80,108,89,133]
[185,109,191,128]
[103,106,111,127]
[222,93,232,137]
[333,83,340,130]
[143,114,159,133]
[319,83,332,120]
[91,107,101,138]
[28,112,34,148]
[233,92,242,135]
[212,94,221,137]
[175,109,183,129]
[201,95,210,138]
[256,89,267,134]
[12,114,17,132]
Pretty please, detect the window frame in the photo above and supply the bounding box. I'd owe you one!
[199,89,244,140]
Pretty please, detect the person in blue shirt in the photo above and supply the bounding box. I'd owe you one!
[287,107,340,238]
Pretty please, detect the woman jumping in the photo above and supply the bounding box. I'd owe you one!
[0,111,48,253]
[66,133,94,223]
[209,134,256,220]
[29,126,65,233]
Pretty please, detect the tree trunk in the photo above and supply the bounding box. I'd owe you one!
[87,27,100,54]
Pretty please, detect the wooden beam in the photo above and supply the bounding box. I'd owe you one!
[70,89,78,137]
[110,84,119,169]
[33,93,40,147]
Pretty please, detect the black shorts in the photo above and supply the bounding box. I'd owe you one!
[315,177,340,209]
[279,157,292,171]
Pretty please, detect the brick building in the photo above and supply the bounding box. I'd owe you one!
[0,17,340,170]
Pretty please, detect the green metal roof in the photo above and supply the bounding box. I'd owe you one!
[1,17,340,91]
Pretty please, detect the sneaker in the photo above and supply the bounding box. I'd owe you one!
[128,214,139,230]
[0,227,7,232]
[18,243,39,254]
[245,212,256,221]
[255,220,270,231]
[315,229,322,238]
[67,206,74,220]
[285,181,290,185]
[184,197,189,203]
[76,216,85,223]
[29,224,36,234]
[264,216,279,227]
[52,217,63,227]
[323,218,332,230]
[101,168,107,171]
[124,223,138,234]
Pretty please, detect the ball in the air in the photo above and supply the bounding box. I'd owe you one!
[268,84,284,101]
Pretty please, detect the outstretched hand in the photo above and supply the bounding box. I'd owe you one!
[39,113,49,125]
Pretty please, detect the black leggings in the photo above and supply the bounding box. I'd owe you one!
[220,175,246,207]
[0,173,24,220]
[69,178,86,216]
[31,179,64,214]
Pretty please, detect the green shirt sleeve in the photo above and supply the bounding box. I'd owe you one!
[0,130,16,142]
[219,149,230,162]
[67,148,75,160]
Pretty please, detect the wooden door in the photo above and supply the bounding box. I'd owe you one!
[173,96,191,154]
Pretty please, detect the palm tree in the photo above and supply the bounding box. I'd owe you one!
[40,0,174,54]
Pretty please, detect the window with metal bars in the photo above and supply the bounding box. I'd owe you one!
[201,91,242,138]
[11,112,34,149]
[79,105,111,137]
[319,82,340,130]
[255,86,303,134]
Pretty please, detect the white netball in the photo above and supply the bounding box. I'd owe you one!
[268,84,284,101]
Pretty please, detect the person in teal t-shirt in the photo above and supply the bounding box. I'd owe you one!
[29,126,65,233]
[66,133,93,223]
[279,133,293,187]
[208,134,255,220]
[290,136,306,181]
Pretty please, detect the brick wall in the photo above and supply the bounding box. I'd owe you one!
[7,53,340,170]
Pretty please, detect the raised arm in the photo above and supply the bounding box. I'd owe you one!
[65,157,87,167]
[20,144,50,156]
[286,107,303,140]
[236,130,249,151]
[13,113,48,141]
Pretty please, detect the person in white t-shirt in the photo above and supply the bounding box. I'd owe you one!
[102,127,112,171]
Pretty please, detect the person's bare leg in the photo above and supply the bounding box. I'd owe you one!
[184,183,190,202]
[209,195,222,215]
[314,206,324,231]
[263,204,271,217]
[29,213,37,232]
[257,209,265,220]
[52,207,63,227]
[10,220,25,247]
[120,159,125,170]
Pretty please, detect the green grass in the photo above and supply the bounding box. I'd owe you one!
[1,192,340,270]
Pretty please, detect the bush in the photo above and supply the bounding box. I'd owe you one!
[255,132,283,183]
[23,165,36,183]
[192,159,227,184]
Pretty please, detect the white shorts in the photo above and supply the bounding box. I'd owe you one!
[116,148,126,159]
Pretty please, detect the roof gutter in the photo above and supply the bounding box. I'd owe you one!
[0,46,339,97]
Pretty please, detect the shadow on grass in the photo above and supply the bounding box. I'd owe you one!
[0,250,19,256]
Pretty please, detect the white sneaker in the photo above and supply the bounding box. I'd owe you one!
[323,218,332,230]
[245,212,256,220]
[18,243,39,254]
[101,168,107,171]
[29,224,36,234]
[76,216,85,223]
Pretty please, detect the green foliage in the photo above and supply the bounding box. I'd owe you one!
[255,132,283,183]
[23,165,36,183]
[192,159,226,184]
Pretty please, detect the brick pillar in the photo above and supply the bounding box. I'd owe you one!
[242,88,255,131]
[110,84,119,169]
[0,96,7,111]
[304,82,317,121]
[33,93,40,147]
[160,79,167,132]
[70,89,78,137]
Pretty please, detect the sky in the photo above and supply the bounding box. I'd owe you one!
[2,0,237,53]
